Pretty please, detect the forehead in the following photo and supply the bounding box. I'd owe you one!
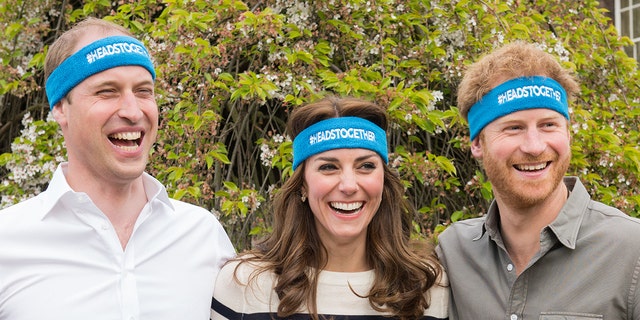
[72,27,128,53]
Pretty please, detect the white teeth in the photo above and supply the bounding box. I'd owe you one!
[516,163,547,171]
[109,131,141,151]
[116,145,138,152]
[331,202,363,211]
[109,132,141,140]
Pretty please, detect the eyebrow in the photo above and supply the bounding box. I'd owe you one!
[498,113,566,124]
[313,152,378,163]
[90,76,154,88]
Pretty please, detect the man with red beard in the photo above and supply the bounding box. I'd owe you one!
[437,41,640,320]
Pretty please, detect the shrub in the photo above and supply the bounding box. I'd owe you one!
[0,0,638,250]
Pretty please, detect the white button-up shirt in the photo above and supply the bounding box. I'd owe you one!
[0,163,236,319]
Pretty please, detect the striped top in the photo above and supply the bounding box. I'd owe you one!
[211,259,449,319]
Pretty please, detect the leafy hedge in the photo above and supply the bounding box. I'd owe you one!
[0,0,638,250]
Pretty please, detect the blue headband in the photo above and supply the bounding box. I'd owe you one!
[292,117,389,170]
[46,35,156,110]
[467,76,569,140]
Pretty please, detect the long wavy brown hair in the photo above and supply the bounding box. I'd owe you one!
[234,96,443,319]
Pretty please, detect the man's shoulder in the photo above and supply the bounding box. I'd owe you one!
[570,176,640,229]
[586,200,640,237]
[167,198,209,212]
[438,216,486,244]
[167,198,221,220]
[0,195,44,221]
[443,216,486,233]
[0,196,48,243]
[164,198,230,233]
[590,200,640,220]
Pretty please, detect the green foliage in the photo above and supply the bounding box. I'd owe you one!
[0,0,638,250]
[0,113,65,207]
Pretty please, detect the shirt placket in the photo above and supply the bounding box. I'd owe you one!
[504,228,557,320]
[120,204,152,320]
[120,243,139,320]
[507,271,528,320]
[496,245,526,320]
[72,194,141,320]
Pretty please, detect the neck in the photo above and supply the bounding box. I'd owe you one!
[495,182,568,275]
[321,239,370,272]
[63,164,148,249]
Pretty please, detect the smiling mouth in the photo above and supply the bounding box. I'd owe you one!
[330,202,363,214]
[514,161,550,172]
[108,131,142,151]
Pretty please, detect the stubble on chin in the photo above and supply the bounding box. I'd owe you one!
[483,154,570,209]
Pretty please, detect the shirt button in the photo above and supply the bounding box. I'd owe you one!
[510,314,518,320]
[101,224,109,231]
[507,263,514,272]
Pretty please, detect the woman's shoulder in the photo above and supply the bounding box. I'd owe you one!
[425,269,449,319]
[213,256,280,317]
[217,255,281,291]
[219,255,272,280]
[214,255,278,300]
[435,267,448,286]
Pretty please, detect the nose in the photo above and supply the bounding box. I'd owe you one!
[338,169,359,195]
[118,92,144,122]
[520,128,546,156]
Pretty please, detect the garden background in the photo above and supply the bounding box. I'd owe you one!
[0,0,638,251]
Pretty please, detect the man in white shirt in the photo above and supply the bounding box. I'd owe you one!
[0,17,235,320]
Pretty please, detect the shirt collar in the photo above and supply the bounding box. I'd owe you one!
[40,163,175,219]
[547,177,589,249]
[476,177,590,250]
[474,200,503,247]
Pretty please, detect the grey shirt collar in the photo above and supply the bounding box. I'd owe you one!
[475,176,590,250]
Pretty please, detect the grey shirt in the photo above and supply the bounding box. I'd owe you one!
[437,177,640,320]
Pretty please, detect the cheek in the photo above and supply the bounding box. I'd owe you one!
[304,173,333,200]
[546,131,571,153]
[143,103,159,119]
[66,111,92,130]
[484,139,517,159]
[555,140,572,157]
[364,172,385,198]
[307,180,333,200]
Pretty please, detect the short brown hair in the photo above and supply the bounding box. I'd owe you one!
[457,41,580,121]
[44,17,132,81]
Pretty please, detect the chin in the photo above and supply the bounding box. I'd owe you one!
[115,164,147,179]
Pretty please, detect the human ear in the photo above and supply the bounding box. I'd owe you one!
[470,136,483,160]
[51,100,69,128]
